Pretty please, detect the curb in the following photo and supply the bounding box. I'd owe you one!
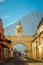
[35,59,43,62]
[33,58,43,62]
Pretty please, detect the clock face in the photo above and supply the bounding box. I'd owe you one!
[18,29,21,32]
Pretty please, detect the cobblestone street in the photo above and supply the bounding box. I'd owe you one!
[0,57,43,65]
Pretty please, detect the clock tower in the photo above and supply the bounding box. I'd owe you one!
[16,22,23,40]
[16,22,23,36]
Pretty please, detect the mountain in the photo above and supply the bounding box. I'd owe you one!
[4,11,43,36]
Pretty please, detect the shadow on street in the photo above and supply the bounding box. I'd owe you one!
[0,56,43,65]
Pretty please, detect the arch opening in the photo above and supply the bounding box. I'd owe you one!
[12,43,29,57]
[13,44,28,52]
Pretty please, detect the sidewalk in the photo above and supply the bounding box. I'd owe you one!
[0,59,6,63]
[36,59,43,62]
[0,60,4,63]
[33,58,43,62]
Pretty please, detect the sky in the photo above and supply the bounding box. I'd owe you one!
[13,44,27,52]
[0,0,43,27]
[0,0,43,51]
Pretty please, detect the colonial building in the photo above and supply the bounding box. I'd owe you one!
[32,18,43,59]
[0,19,11,60]
[5,22,34,58]
[5,18,43,60]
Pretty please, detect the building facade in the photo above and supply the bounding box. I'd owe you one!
[32,18,43,59]
[5,22,34,58]
[0,19,11,60]
[5,18,43,60]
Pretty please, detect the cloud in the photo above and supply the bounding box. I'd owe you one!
[0,0,5,2]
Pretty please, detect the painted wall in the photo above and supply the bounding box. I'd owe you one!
[5,36,34,58]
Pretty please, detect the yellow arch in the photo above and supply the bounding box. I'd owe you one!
[5,36,34,58]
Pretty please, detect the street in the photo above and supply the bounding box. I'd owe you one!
[0,56,43,65]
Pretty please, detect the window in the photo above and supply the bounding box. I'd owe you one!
[18,29,21,32]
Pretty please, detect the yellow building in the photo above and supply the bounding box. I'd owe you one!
[5,22,34,58]
[5,18,43,59]
[32,18,43,59]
